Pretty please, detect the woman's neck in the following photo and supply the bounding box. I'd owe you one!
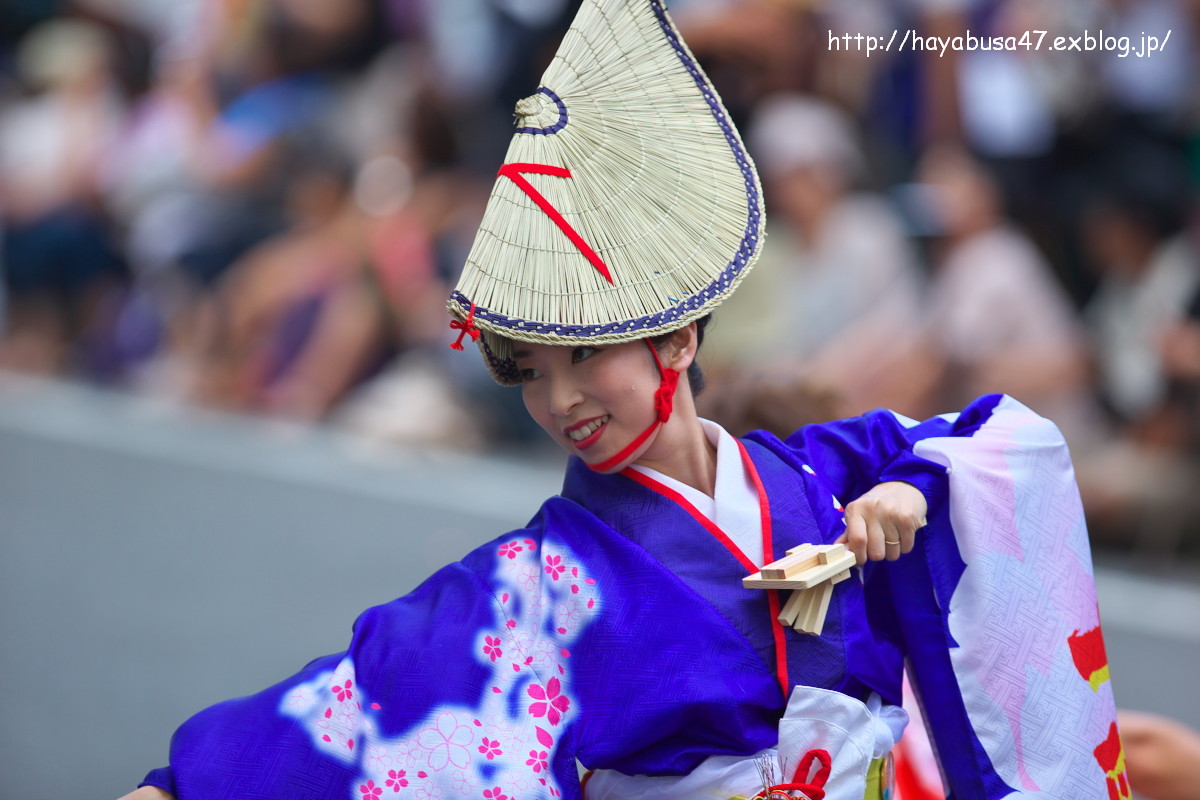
[633,401,718,497]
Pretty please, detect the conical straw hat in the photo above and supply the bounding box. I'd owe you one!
[449,0,765,384]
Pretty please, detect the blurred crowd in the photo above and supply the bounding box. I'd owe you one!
[1,0,1199,554]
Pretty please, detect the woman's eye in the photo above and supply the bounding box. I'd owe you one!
[519,368,540,382]
[572,346,598,363]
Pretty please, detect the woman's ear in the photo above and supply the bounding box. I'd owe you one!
[664,323,698,372]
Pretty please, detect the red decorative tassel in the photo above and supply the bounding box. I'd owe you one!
[644,337,680,423]
[752,749,832,800]
[449,303,480,351]
[653,368,680,423]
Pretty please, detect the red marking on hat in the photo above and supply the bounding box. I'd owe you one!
[498,162,613,284]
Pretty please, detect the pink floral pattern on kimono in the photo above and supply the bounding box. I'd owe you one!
[278,537,601,798]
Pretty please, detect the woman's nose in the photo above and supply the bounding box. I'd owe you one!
[548,374,583,417]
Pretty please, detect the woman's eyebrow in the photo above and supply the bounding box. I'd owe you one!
[512,349,531,359]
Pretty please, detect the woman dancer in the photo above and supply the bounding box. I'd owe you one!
[124,2,1123,798]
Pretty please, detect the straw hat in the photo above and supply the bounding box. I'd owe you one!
[448,0,765,384]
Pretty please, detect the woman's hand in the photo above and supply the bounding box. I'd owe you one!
[116,788,174,800]
[837,481,928,564]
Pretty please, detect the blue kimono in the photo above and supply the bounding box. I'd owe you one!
[141,396,1124,800]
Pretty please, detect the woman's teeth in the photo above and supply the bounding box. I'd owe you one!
[568,416,609,441]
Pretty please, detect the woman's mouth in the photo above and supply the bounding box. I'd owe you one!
[566,415,610,450]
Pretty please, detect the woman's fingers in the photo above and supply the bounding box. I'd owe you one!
[838,513,869,565]
[866,517,890,562]
[840,510,900,564]
[880,517,904,561]
[841,481,928,563]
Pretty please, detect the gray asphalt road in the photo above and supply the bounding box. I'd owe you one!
[1,373,1195,800]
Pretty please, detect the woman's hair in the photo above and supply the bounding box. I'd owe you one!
[651,314,710,397]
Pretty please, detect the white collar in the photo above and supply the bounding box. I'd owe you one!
[629,419,765,565]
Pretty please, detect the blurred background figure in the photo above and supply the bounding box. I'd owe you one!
[1082,146,1197,445]
[99,0,382,396]
[191,149,401,421]
[1073,143,1200,554]
[706,93,929,416]
[914,144,1096,435]
[0,16,128,375]
[1159,286,1200,451]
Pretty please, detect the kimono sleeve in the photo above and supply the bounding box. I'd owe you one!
[757,395,1127,798]
[140,561,501,800]
[137,526,597,800]
[779,404,954,510]
[868,396,1126,799]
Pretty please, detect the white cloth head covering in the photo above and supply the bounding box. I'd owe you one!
[749,93,865,181]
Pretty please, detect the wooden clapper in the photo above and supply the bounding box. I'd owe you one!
[742,544,856,635]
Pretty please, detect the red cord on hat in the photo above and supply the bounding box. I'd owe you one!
[449,302,480,350]
[587,338,679,473]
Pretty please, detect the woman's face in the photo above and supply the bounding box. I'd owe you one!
[515,339,663,471]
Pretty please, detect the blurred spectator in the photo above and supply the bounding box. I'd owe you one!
[698,373,846,441]
[957,0,1058,162]
[1074,147,1200,554]
[420,0,576,172]
[96,1,389,395]
[1158,285,1200,475]
[1160,285,1200,447]
[706,94,929,416]
[191,150,391,420]
[1081,147,1198,442]
[956,0,1069,259]
[673,0,827,124]
[916,144,1096,434]
[1092,0,1197,126]
[0,17,128,374]
[188,140,469,430]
